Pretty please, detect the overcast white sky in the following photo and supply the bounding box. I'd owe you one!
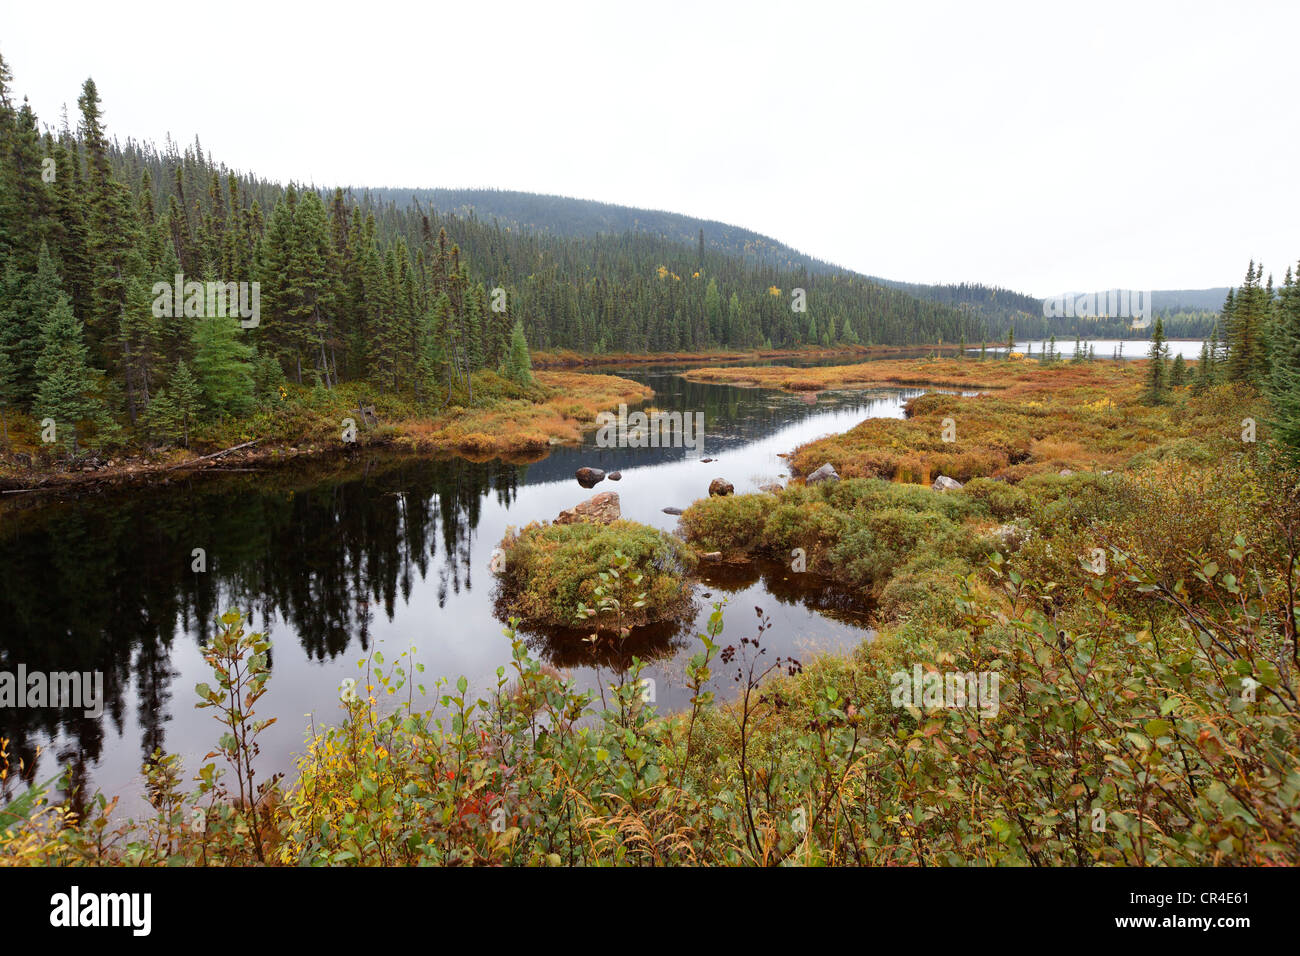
[2,0,1296,296]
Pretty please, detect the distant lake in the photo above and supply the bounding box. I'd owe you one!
[978,339,1206,361]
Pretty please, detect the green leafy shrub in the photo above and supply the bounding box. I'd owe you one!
[497,520,697,628]
[961,477,1030,520]
[677,493,771,553]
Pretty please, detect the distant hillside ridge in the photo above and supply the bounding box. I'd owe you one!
[365,187,851,276]
[366,186,1232,340]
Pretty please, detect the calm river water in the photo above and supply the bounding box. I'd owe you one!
[0,363,938,812]
[1,344,1197,813]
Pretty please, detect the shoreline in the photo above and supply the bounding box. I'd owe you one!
[0,370,653,501]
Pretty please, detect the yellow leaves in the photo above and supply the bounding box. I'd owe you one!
[656,265,669,279]
[768,286,781,296]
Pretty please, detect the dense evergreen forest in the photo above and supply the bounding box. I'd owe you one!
[374,189,1229,341]
[367,187,851,276]
[0,58,1282,462]
[0,61,997,458]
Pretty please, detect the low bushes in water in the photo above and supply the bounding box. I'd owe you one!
[680,477,985,597]
[496,520,697,629]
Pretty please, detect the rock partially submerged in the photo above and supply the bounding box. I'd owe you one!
[708,478,734,497]
[608,471,622,481]
[932,475,963,492]
[807,462,840,485]
[576,466,605,488]
[556,491,621,525]
[663,506,684,515]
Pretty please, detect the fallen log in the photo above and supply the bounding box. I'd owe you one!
[165,439,260,470]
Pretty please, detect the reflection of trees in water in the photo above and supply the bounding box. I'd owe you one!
[697,559,873,628]
[514,378,920,482]
[0,371,891,797]
[0,452,519,774]
[518,617,693,671]
[518,618,693,719]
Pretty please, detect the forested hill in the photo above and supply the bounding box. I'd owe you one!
[1151,288,1232,312]
[0,61,999,454]
[373,187,1050,336]
[867,277,1042,331]
[368,187,1228,340]
[366,187,849,277]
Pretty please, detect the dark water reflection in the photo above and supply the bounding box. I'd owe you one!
[0,364,916,812]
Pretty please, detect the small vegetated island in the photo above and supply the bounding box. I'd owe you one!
[495,514,699,634]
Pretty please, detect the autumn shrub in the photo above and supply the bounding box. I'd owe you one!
[876,554,970,628]
[961,477,1031,520]
[1124,436,1219,468]
[1105,456,1262,595]
[681,479,988,599]
[1018,471,1130,531]
[828,507,980,595]
[760,493,853,562]
[822,477,983,523]
[677,493,771,553]
[497,520,697,629]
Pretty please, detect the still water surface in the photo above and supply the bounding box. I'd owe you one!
[0,363,942,811]
[0,346,1205,811]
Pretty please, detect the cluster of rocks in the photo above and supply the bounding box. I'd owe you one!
[575,466,624,488]
[569,462,841,521]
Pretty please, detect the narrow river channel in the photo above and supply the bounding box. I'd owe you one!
[0,361,977,811]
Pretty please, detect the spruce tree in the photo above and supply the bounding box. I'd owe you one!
[191,315,254,417]
[1266,263,1300,459]
[1145,317,1168,404]
[505,319,533,386]
[1227,261,1271,384]
[34,294,111,455]
[1170,352,1187,388]
[168,359,203,447]
[0,338,15,447]
[144,387,179,447]
[1193,340,1213,393]
[0,241,66,403]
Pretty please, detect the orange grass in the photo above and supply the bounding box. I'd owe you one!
[679,356,1044,391]
[774,359,1260,483]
